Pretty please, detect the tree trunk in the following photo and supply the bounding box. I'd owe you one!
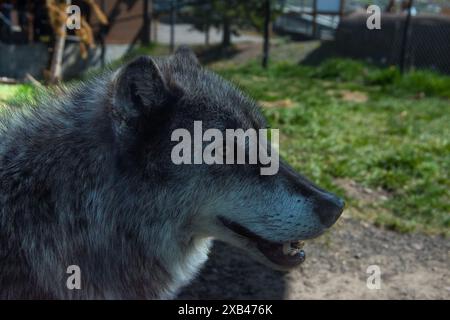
[222,17,231,48]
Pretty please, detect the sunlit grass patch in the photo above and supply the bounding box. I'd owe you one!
[215,60,450,235]
[0,84,36,107]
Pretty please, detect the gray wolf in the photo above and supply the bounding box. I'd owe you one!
[0,47,344,299]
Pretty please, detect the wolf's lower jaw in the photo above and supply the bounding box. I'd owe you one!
[217,216,306,268]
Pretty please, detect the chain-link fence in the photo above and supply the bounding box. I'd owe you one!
[2,1,449,77]
[333,12,450,74]
[277,0,450,74]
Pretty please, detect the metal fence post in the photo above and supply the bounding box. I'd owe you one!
[262,0,271,68]
[142,0,152,46]
[399,0,413,73]
[170,0,177,53]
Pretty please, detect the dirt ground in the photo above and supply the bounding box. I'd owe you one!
[178,215,449,300]
[177,42,449,300]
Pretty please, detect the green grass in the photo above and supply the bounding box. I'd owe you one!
[215,59,450,236]
[1,58,448,236]
[0,84,36,107]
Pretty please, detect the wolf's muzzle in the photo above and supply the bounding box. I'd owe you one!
[315,194,345,228]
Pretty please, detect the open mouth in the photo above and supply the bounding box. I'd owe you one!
[218,216,306,268]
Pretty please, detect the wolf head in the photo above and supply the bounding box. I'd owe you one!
[109,47,344,271]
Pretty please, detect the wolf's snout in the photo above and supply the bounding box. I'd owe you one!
[315,194,345,228]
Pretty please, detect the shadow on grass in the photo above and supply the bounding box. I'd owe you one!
[300,41,341,66]
[194,44,241,65]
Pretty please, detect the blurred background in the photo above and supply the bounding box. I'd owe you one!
[0,0,449,299]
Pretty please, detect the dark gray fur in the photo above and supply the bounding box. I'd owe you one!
[0,47,343,299]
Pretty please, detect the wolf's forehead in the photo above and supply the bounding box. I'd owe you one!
[189,79,265,129]
[159,61,266,129]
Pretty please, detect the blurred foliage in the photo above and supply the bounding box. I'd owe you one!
[186,0,284,46]
[45,0,108,58]
[0,84,36,107]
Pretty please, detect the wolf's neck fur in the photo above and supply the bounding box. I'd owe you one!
[161,236,212,299]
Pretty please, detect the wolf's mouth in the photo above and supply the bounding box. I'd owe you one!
[218,216,306,268]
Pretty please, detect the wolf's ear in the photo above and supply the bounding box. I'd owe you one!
[112,56,177,132]
[174,45,200,67]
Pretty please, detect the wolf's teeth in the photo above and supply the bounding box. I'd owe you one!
[283,241,304,256]
[283,242,305,256]
[283,242,291,255]
[291,241,305,249]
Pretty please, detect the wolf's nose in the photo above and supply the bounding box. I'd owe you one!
[315,195,345,228]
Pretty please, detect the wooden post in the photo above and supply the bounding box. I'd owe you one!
[153,14,159,42]
[49,0,70,84]
[100,0,106,67]
[339,0,345,17]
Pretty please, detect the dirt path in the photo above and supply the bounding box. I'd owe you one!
[178,215,449,299]
[178,41,449,300]
[205,40,321,68]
